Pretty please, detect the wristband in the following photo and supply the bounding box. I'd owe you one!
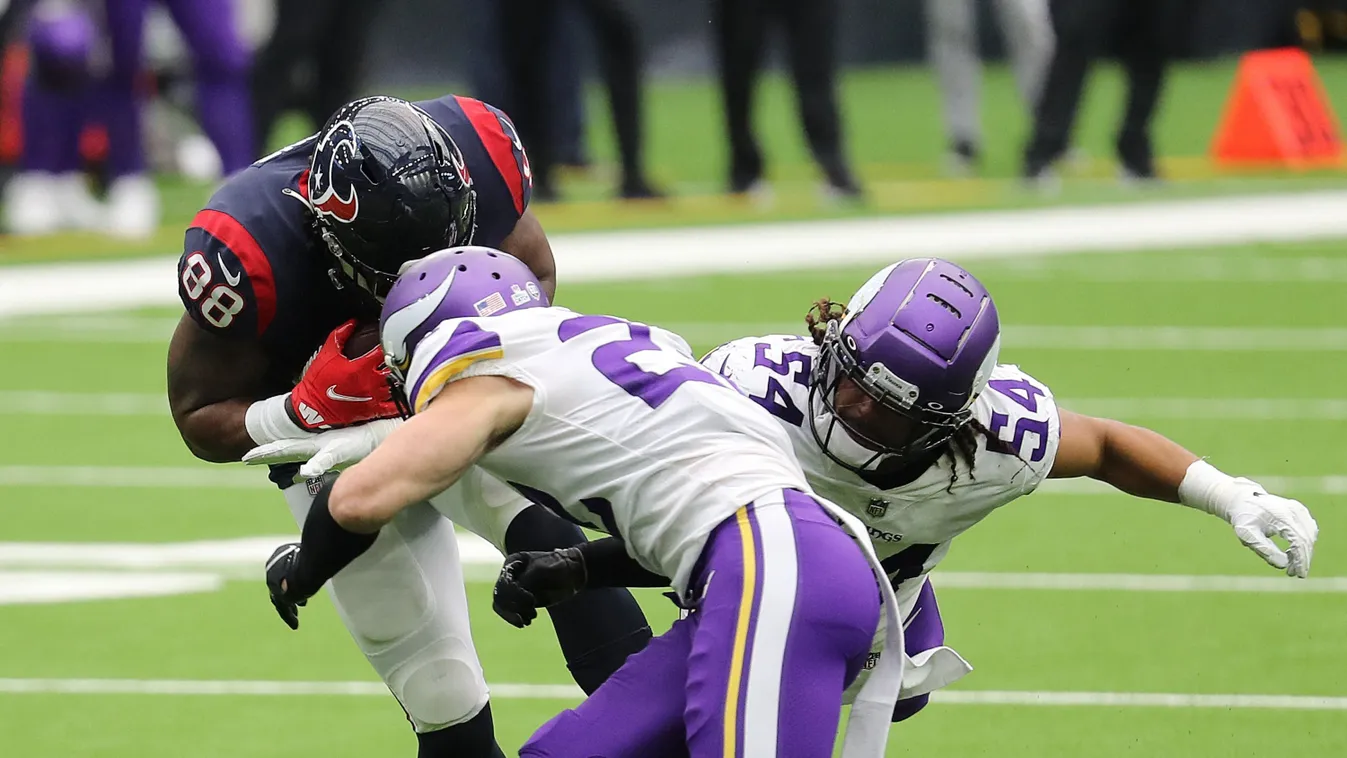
[1177,459,1237,521]
[245,393,308,445]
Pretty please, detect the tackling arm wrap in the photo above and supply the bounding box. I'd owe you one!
[286,474,379,599]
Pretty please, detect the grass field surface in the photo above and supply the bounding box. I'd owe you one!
[0,213,1343,756]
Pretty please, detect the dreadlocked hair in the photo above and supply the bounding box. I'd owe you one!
[804,294,1022,491]
[805,297,848,345]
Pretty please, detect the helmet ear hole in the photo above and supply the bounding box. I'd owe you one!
[457,264,467,272]
[491,272,501,280]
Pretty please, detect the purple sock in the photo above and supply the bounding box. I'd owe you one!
[167,0,255,173]
[20,84,83,174]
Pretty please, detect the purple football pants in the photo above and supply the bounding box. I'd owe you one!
[890,578,945,722]
[98,0,254,177]
[521,489,880,758]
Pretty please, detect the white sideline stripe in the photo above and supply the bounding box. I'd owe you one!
[4,465,1344,496]
[12,392,1346,421]
[0,678,1341,711]
[7,191,1347,318]
[2,537,1344,594]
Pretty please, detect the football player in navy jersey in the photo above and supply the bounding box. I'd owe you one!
[166,96,652,758]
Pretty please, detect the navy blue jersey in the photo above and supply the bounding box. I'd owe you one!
[176,94,533,395]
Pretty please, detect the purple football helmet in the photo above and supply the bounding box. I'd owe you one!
[379,246,548,384]
[810,258,1001,472]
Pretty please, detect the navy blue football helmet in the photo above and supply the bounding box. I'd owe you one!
[308,96,477,302]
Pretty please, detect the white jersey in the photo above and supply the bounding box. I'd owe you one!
[703,335,1062,607]
[403,308,813,595]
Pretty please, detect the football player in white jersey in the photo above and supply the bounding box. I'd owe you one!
[263,247,964,758]
[699,257,1321,722]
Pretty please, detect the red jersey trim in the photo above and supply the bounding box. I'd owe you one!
[190,209,277,335]
[455,96,526,215]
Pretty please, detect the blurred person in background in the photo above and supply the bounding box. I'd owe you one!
[98,0,254,238]
[1022,0,1187,184]
[250,0,386,150]
[497,0,662,201]
[1,0,102,235]
[926,0,1054,175]
[468,0,591,171]
[713,0,859,201]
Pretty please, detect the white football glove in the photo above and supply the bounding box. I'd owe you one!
[1179,461,1319,578]
[242,418,403,478]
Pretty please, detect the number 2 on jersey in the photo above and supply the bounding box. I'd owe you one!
[559,315,729,408]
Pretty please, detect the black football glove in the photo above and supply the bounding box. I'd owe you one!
[492,547,588,628]
[265,543,310,630]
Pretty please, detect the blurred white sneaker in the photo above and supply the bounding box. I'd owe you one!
[54,172,104,231]
[104,175,159,239]
[2,172,62,235]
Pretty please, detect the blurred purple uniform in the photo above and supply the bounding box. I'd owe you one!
[21,3,95,174]
[99,0,253,176]
[521,490,881,758]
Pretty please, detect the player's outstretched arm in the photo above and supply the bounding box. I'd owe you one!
[327,374,535,533]
[499,209,556,301]
[167,313,270,462]
[1050,409,1319,577]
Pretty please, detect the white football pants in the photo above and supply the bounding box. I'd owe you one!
[281,466,531,733]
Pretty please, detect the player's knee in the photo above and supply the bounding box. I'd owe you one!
[395,656,489,732]
[504,504,587,554]
[892,694,931,723]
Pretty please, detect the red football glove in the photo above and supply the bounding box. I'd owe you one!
[287,320,401,431]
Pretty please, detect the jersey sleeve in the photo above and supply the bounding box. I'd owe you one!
[178,209,277,338]
[404,318,507,414]
[453,96,533,216]
[976,364,1062,495]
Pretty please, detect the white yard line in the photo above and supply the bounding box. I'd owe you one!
[0,678,1341,711]
[9,391,1344,420]
[929,572,1347,593]
[4,465,1344,495]
[1,537,1342,594]
[6,191,1347,318]
[0,465,273,489]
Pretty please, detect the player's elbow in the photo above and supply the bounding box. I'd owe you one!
[327,473,387,534]
[172,409,238,464]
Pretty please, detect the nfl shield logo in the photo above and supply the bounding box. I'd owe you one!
[866,498,889,519]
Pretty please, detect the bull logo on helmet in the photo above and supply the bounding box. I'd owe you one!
[309,119,361,224]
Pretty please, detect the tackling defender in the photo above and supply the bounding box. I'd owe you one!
[167,96,650,757]
[699,257,1320,719]
[263,248,977,758]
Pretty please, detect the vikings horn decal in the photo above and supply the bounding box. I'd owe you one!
[309,120,361,223]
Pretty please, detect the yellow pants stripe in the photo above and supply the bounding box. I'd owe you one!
[723,506,757,758]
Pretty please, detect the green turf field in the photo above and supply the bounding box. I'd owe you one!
[0,234,1343,756]
[4,59,1347,263]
